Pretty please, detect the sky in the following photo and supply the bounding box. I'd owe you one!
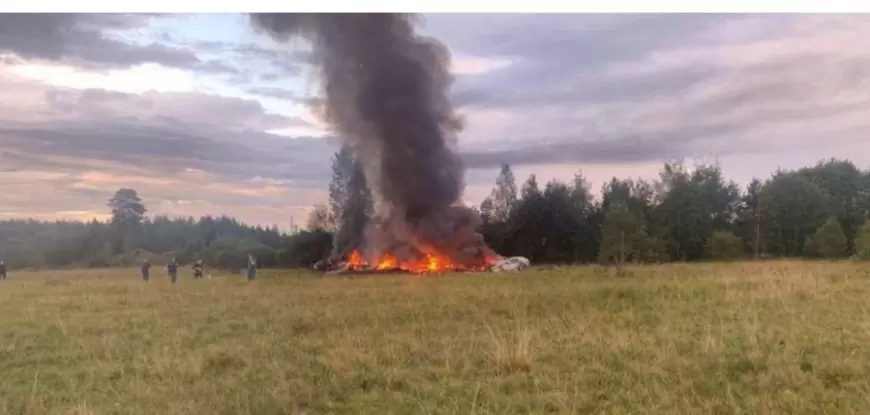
[1,13,869,229]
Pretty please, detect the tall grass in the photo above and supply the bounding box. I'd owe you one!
[1,261,869,414]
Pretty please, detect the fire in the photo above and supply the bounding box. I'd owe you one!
[345,249,495,273]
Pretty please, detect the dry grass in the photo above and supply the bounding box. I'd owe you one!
[2,260,870,414]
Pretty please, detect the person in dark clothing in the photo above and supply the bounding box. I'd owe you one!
[246,254,257,281]
[0,260,6,281]
[140,259,151,282]
[167,258,179,284]
[192,260,204,279]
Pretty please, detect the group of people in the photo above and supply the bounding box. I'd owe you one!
[139,255,258,283]
[0,257,259,283]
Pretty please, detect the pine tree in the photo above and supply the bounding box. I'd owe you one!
[327,146,373,258]
[328,146,354,224]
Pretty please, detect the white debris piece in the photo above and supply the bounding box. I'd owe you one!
[490,256,530,272]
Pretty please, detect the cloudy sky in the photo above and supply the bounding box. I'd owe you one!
[1,13,868,229]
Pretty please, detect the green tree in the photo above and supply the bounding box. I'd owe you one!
[641,235,669,263]
[568,171,597,262]
[478,165,519,254]
[601,178,654,219]
[306,205,333,232]
[501,174,547,262]
[521,174,540,199]
[537,180,583,263]
[734,179,764,257]
[479,197,495,224]
[652,163,740,261]
[108,188,146,228]
[598,177,656,261]
[598,206,650,265]
[280,229,334,268]
[328,146,354,222]
[489,164,518,223]
[760,172,830,256]
[796,159,869,254]
[0,212,288,270]
[107,188,147,254]
[329,147,372,258]
[201,236,276,270]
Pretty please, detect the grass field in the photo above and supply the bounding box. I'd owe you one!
[2,261,870,414]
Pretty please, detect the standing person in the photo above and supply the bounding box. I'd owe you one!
[192,260,204,279]
[0,259,6,281]
[140,259,151,282]
[167,257,179,284]
[246,254,257,281]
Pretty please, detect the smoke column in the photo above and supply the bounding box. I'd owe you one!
[251,14,469,260]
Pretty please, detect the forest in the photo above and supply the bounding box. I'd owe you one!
[1,147,869,271]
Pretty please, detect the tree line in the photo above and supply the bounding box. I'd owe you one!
[310,155,870,265]
[469,159,870,264]
[0,187,333,271]
[2,154,870,271]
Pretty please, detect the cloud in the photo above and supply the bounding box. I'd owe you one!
[0,14,245,76]
[423,14,870,172]
[0,72,336,188]
[3,13,870,225]
[0,15,333,226]
[45,87,308,130]
[0,163,326,227]
[245,86,301,101]
[0,73,335,227]
[0,14,189,68]
[192,39,313,85]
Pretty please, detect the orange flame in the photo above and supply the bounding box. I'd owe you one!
[345,249,494,273]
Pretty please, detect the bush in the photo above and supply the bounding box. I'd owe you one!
[200,236,276,270]
[640,236,669,263]
[709,231,743,260]
[278,230,334,268]
[808,217,848,258]
[855,219,870,260]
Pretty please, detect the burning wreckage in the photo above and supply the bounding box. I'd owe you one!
[251,13,529,275]
[313,206,531,275]
[316,253,531,275]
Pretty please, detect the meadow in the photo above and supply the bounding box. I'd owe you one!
[2,261,870,414]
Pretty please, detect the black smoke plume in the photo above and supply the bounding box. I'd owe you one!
[251,14,484,264]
